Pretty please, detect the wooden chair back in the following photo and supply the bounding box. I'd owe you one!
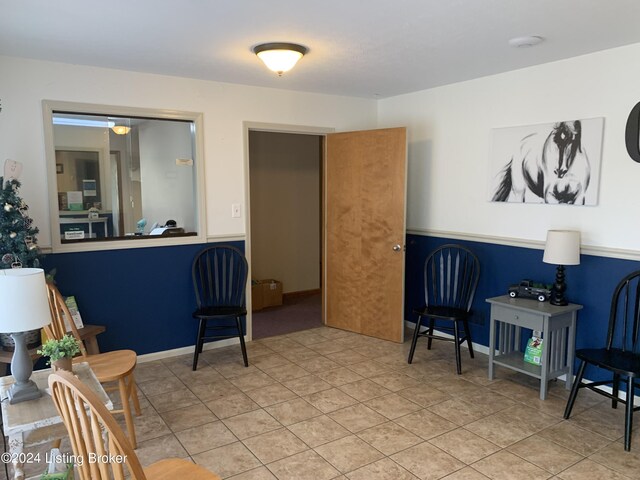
[192,245,249,309]
[423,244,480,312]
[607,270,640,353]
[45,283,88,357]
[48,370,147,480]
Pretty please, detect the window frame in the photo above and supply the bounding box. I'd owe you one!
[42,100,207,253]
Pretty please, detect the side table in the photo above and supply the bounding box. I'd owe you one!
[0,363,112,479]
[486,295,582,400]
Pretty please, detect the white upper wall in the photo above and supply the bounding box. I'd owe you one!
[5,42,640,252]
[378,43,640,251]
[0,55,377,247]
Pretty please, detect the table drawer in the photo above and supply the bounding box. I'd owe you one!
[491,305,543,330]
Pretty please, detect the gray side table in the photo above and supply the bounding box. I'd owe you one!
[486,295,582,400]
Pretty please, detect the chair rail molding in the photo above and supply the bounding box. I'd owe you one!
[407,228,640,262]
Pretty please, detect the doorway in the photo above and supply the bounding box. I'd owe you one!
[248,130,324,340]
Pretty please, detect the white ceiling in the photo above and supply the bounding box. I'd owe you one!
[3,0,640,98]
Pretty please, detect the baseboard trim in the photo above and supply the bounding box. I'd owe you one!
[404,320,489,355]
[137,336,241,363]
[283,289,321,300]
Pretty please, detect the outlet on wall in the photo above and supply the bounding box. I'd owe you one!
[231,204,241,218]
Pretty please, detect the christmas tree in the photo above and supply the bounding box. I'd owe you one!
[0,176,41,269]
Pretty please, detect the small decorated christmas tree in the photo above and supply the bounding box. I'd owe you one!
[0,176,41,269]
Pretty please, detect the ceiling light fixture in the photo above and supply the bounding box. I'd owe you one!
[252,42,308,76]
[508,35,544,48]
[111,126,131,135]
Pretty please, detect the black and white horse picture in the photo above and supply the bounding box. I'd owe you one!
[489,118,603,205]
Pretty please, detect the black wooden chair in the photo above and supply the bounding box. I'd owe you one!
[407,244,480,374]
[564,270,640,451]
[191,245,249,371]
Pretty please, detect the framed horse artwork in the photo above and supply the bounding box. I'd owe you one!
[488,117,604,205]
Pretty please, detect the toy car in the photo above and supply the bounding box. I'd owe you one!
[508,280,552,302]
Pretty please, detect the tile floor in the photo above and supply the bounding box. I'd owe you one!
[11,326,640,479]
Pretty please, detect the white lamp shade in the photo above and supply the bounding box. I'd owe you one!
[543,230,581,266]
[0,268,51,333]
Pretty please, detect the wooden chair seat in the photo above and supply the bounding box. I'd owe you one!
[49,371,221,480]
[143,459,221,479]
[575,348,640,377]
[46,284,141,448]
[73,350,137,382]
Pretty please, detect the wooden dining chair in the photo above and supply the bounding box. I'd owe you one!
[191,245,249,370]
[564,270,640,451]
[407,244,480,374]
[46,283,142,448]
[49,371,221,480]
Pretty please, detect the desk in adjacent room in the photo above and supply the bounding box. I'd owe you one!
[59,216,109,238]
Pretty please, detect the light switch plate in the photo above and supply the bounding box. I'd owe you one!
[232,204,241,218]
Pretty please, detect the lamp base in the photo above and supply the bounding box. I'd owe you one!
[550,297,569,307]
[550,264,569,306]
[7,379,41,404]
[8,331,42,404]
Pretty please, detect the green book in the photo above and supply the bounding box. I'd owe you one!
[524,336,543,365]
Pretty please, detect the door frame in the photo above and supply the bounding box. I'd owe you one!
[243,122,334,341]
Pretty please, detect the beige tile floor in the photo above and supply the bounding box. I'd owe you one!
[10,326,640,479]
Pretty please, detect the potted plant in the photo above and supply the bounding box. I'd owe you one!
[37,335,81,372]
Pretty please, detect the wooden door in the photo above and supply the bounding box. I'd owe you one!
[325,127,407,342]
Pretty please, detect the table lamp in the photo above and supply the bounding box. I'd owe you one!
[0,268,52,404]
[543,230,581,306]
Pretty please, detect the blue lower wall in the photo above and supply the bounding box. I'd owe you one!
[405,233,640,382]
[42,234,640,385]
[42,241,244,356]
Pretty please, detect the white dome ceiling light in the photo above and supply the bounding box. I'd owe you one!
[252,42,308,76]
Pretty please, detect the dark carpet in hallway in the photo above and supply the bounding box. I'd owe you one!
[252,292,321,339]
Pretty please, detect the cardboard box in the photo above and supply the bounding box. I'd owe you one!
[261,279,283,308]
[251,280,264,312]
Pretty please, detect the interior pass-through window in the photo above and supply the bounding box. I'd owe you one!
[43,101,206,252]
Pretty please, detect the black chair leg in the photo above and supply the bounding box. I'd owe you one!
[426,318,435,350]
[612,373,620,409]
[625,376,634,451]
[408,316,423,364]
[564,360,587,419]
[236,316,249,367]
[462,319,474,358]
[453,320,462,374]
[193,318,207,371]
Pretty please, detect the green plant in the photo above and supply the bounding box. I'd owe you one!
[37,335,81,365]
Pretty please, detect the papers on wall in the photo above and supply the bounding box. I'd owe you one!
[82,179,97,196]
[67,191,83,211]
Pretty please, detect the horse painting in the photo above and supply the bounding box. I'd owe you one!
[491,120,597,205]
